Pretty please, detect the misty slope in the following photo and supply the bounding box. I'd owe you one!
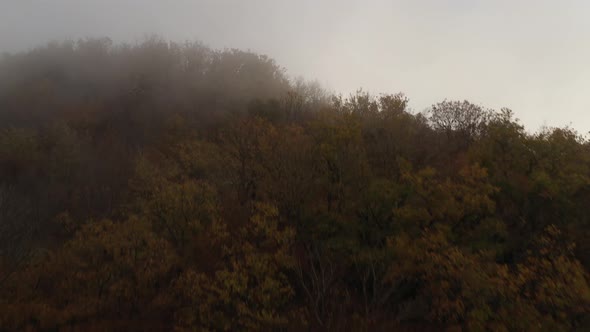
[0,38,589,331]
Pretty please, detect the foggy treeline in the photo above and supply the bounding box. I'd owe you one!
[0,38,589,331]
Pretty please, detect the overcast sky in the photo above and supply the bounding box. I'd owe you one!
[1,0,589,132]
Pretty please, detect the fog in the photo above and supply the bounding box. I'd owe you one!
[3,2,590,330]
[2,0,590,131]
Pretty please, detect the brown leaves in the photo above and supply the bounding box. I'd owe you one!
[171,202,299,331]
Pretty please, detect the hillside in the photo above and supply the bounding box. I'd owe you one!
[0,38,589,331]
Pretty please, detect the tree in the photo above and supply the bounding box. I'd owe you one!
[171,203,301,331]
[428,100,491,145]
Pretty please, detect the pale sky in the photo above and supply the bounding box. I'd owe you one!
[1,0,590,132]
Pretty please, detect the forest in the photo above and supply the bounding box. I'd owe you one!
[0,38,589,331]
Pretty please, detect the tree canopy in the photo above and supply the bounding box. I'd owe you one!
[0,38,589,331]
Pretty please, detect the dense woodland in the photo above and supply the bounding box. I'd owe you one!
[0,38,589,331]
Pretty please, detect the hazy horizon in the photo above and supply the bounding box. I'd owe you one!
[2,0,589,132]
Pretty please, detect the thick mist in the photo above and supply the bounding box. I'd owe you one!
[2,0,590,131]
